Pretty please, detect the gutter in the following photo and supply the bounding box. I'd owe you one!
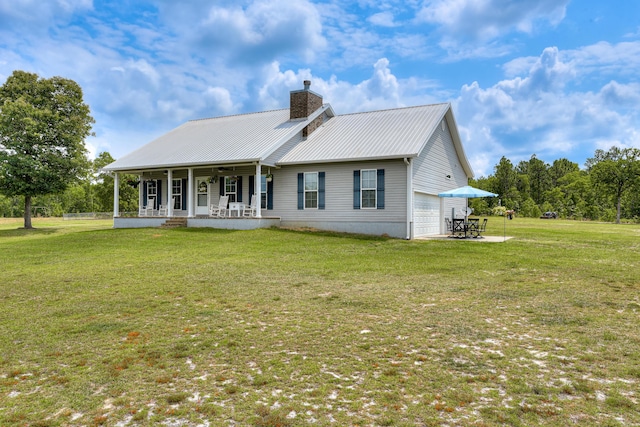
[404,157,412,240]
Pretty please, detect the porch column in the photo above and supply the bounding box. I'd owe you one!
[167,169,173,217]
[139,174,144,212]
[113,173,120,217]
[187,167,194,217]
[405,158,412,240]
[255,163,262,218]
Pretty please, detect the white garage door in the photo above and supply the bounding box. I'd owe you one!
[414,193,441,237]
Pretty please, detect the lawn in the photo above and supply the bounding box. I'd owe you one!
[0,217,639,426]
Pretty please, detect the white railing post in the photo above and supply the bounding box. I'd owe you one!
[255,163,262,218]
[188,168,194,217]
[167,169,173,217]
[139,174,144,214]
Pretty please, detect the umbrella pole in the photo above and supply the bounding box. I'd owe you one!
[503,212,506,242]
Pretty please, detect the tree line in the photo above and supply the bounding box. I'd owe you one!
[0,150,138,219]
[470,147,640,223]
[2,146,638,224]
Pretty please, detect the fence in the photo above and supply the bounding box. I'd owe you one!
[62,212,114,220]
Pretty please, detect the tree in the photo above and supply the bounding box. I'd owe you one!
[526,155,551,206]
[491,156,522,210]
[92,151,139,214]
[549,158,579,187]
[586,146,640,224]
[0,70,94,228]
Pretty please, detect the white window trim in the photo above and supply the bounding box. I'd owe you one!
[225,176,237,203]
[361,169,377,209]
[261,175,268,210]
[172,178,182,210]
[147,180,157,199]
[304,172,319,209]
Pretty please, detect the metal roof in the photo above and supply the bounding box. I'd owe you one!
[103,108,307,171]
[103,102,473,178]
[276,103,451,164]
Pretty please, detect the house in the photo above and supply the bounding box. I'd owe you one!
[103,81,473,239]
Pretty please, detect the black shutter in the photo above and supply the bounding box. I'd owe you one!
[157,180,162,208]
[237,176,243,202]
[248,175,255,205]
[377,169,385,209]
[353,170,360,209]
[267,180,274,210]
[143,181,147,207]
[297,173,304,210]
[219,178,224,197]
[181,179,187,210]
[318,172,325,210]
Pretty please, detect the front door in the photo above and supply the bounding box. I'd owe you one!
[195,177,209,215]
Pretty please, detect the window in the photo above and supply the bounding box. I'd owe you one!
[261,175,268,209]
[354,169,384,210]
[225,176,237,203]
[304,172,318,209]
[361,169,377,208]
[146,180,157,208]
[172,179,182,209]
[298,172,324,210]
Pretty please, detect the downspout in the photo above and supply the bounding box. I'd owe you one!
[404,158,412,240]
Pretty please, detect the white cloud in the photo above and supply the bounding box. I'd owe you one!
[159,0,326,65]
[417,0,569,58]
[254,57,441,115]
[368,11,397,27]
[455,43,640,176]
[418,0,568,39]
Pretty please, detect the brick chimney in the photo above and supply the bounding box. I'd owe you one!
[290,80,323,138]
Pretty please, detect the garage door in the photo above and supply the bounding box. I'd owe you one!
[414,193,440,237]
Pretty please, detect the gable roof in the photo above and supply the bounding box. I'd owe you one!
[277,103,450,164]
[103,106,332,171]
[103,102,473,178]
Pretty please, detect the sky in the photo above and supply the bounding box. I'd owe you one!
[1,0,639,177]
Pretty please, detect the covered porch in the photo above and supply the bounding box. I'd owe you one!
[111,162,278,229]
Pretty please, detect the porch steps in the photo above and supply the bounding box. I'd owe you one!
[160,218,188,228]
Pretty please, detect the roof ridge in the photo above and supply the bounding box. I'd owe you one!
[336,103,449,117]
[189,108,289,122]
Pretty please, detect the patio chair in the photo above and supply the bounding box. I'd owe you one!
[467,218,480,237]
[242,194,258,217]
[157,203,168,216]
[209,195,229,217]
[476,218,488,237]
[452,218,466,238]
[445,218,453,234]
[139,198,154,216]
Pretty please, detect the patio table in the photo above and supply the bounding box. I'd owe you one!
[451,218,481,238]
[228,202,246,217]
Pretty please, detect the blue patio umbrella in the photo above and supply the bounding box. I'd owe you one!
[439,185,504,240]
[438,185,498,198]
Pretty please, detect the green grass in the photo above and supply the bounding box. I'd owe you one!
[0,217,639,426]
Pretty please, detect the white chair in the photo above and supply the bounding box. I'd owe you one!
[242,194,258,217]
[209,195,229,217]
[157,203,168,216]
[139,198,154,216]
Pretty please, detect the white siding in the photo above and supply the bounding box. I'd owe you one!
[270,159,408,237]
[412,118,468,232]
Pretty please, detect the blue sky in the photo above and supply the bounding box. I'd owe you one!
[1,1,639,177]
